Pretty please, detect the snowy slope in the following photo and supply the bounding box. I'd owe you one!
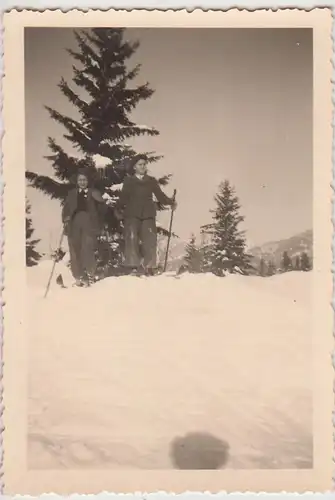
[27,266,312,470]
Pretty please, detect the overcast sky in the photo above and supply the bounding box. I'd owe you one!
[25,27,313,254]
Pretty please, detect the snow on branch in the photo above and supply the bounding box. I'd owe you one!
[93,154,113,168]
[105,183,123,192]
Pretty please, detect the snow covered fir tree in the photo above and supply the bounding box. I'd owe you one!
[26,28,170,275]
[201,180,252,276]
[26,199,42,267]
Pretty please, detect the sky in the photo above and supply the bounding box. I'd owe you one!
[25,27,313,255]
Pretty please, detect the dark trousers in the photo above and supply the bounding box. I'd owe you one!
[68,211,97,279]
[123,217,157,269]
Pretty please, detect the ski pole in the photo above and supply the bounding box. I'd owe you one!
[163,189,177,273]
[44,228,65,299]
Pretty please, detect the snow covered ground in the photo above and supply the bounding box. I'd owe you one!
[27,263,313,470]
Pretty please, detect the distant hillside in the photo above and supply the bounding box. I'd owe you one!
[249,229,313,269]
[163,229,313,273]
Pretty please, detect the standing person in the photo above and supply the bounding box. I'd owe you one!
[115,155,177,276]
[62,168,110,287]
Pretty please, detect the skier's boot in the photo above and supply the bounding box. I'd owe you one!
[73,278,85,287]
[144,267,155,277]
[128,266,144,277]
[56,274,66,288]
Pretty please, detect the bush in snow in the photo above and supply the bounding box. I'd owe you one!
[96,229,124,276]
[25,28,171,273]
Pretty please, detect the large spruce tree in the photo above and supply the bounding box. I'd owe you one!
[26,28,170,272]
[26,199,42,267]
[204,180,252,276]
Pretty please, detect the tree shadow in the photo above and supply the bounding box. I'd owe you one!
[170,431,230,470]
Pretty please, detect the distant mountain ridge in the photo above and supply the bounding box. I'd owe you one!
[249,229,313,267]
[164,229,313,272]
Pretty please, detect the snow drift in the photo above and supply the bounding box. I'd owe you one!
[27,264,313,470]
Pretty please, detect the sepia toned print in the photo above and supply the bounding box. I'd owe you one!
[2,8,333,495]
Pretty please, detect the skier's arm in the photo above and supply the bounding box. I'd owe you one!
[91,189,106,203]
[152,179,175,207]
[116,177,131,208]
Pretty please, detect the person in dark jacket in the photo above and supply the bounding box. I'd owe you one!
[115,155,177,276]
[62,168,110,287]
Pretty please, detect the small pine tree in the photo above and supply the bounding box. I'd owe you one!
[281,251,292,273]
[25,28,170,272]
[294,254,301,271]
[26,199,42,267]
[184,234,202,273]
[204,180,252,276]
[300,251,311,271]
[259,257,267,277]
[267,260,277,276]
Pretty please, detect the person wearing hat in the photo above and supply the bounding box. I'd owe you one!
[115,155,177,276]
[62,168,111,287]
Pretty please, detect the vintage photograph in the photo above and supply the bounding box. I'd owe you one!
[26,24,314,468]
[2,8,333,495]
